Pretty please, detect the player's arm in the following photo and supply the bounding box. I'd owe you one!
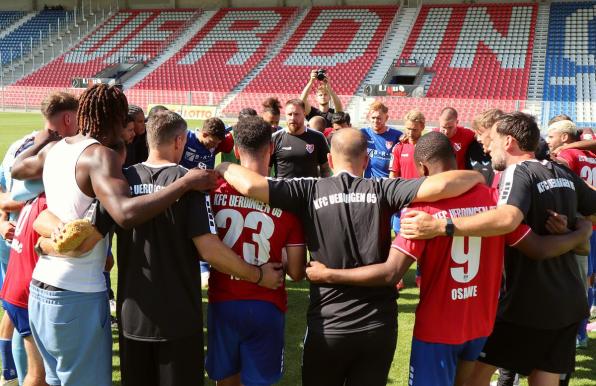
[33,209,104,257]
[300,70,317,116]
[87,146,217,229]
[325,77,343,112]
[0,191,23,212]
[193,233,283,289]
[319,162,332,177]
[0,214,15,242]
[412,170,485,203]
[401,204,524,239]
[285,245,307,282]
[552,139,596,156]
[11,129,60,180]
[216,162,270,204]
[306,248,415,287]
[514,218,592,259]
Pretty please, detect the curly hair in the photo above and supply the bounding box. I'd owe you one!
[262,97,281,116]
[77,84,128,145]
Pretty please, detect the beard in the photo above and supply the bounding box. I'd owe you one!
[492,156,507,171]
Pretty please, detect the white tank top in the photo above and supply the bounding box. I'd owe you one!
[32,138,108,293]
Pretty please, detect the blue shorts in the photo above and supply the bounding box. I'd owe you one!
[588,231,596,276]
[2,301,30,337]
[206,300,284,386]
[409,336,488,386]
[28,284,112,386]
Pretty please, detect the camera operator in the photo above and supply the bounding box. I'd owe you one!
[300,69,343,127]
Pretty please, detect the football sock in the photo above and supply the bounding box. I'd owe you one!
[0,339,17,380]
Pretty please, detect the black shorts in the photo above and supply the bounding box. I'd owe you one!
[478,319,578,376]
[119,333,204,386]
[302,327,397,386]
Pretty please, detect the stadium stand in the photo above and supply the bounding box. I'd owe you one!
[223,6,398,114]
[15,9,197,88]
[132,8,297,106]
[0,10,71,65]
[399,3,537,100]
[543,2,596,127]
[0,11,26,32]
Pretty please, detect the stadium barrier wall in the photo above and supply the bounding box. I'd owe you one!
[0,86,591,129]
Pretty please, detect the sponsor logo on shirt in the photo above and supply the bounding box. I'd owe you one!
[306,144,315,154]
[578,155,596,164]
[401,153,409,158]
[281,146,292,150]
[313,192,378,210]
[536,178,575,193]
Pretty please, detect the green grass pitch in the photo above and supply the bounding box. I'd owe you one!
[1,112,594,385]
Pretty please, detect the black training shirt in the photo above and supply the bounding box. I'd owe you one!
[271,128,329,178]
[306,106,335,128]
[268,172,424,334]
[497,159,596,329]
[116,163,215,341]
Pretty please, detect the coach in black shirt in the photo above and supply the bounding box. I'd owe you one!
[217,128,484,386]
[401,112,596,385]
[271,99,331,178]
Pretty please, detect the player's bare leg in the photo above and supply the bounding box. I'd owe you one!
[22,336,47,386]
[527,370,559,386]
[464,361,497,386]
[216,373,241,386]
[454,359,476,386]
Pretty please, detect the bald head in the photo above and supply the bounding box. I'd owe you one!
[330,128,368,161]
[309,115,327,133]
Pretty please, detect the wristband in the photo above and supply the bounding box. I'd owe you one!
[445,218,455,237]
[255,265,263,285]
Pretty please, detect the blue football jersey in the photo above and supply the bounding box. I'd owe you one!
[361,127,402,178]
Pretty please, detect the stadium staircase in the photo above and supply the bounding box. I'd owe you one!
[525,4,550,121]
[123,10,213,91]
[216,7,310,114]
[346,5,420,121]
[543,2,596,127]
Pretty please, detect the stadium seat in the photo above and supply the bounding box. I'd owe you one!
[398,4,537,101]
[0,10,71,65]
[223,6,398,114]
[15,9,196,88]
[543,2,596,126]
[132,7,298,106]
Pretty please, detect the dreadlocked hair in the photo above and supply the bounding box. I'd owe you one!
[77,84,129,145]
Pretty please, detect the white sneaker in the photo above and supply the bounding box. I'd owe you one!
[109,299,117,314]
[0,377,18,386]
[201,271,210,289]
[590,305,596,319]
[490,381,497,386]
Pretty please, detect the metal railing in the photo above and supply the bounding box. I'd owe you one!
[2,86,594,128]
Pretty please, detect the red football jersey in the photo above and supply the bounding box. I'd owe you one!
[557,148,596,229]
[432,127,476,170]
[1,194,47,308]
[392,185,530,344]
[209,181,305,312]
[215,132,234,154]
[389,141,419,179]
